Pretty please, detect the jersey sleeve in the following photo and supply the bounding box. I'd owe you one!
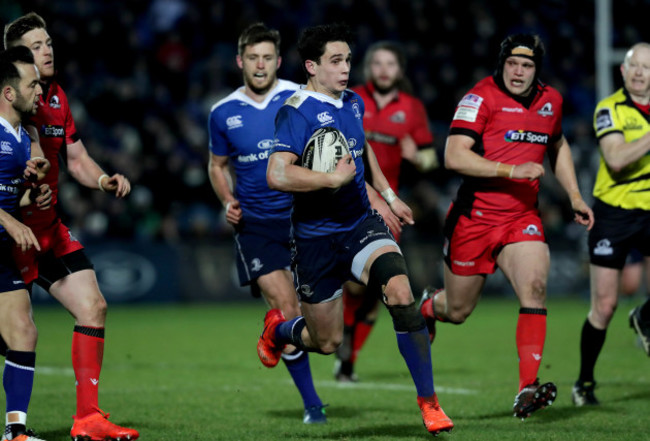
[594,99,621,140]
[272,106,310,160]
[207,108,229,156]
[409,98,434,147]
[60,90,79,144]
[449,90,489,140]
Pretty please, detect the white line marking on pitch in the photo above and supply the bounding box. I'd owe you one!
[315,380,477,395]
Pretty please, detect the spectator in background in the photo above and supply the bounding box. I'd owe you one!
[335,40,440,382]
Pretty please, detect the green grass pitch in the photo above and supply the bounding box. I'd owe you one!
[16,297,650,440]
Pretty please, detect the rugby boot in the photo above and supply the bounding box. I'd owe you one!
[513,379,557,419]
[419,287,442,344]
[70,408,139,440]
[571,380,599,406]
[417,394,454,435]
[257,308,285,368]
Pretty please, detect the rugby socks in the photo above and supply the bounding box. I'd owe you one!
[4,350,35,439]
[516,308,547,392]
[351,319,375,364]
[275,317,308,351]
[577,318,606,383]
[282,349,323,409]
[72,325,105,418]
[395,328,435,397]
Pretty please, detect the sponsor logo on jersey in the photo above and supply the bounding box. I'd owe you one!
[226,115,243,129]
[237,150,270,163]
[594,239,613,256]
[453,105,479,122]
[459,93,483,108]
[623,116,642,131]
[317,111,334,125]
[49,95,61,109]
[537,102,553,117]
[251,258,263,272]
[522,224,542,236]
[352,102,361,119]
[390,110,406,123]
[0,141,12,154]
[41,124,64,138]
[366,131,398,145]
[502,107,524,113]
[505,130,549,145]
[595,108,614,132]
[257,139,274,150]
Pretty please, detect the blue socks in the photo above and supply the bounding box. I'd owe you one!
[282,349,322,408]
[395,328,435,397]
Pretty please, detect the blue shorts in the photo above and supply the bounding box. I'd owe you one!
[0,240,26,292]
[293,210,398,304]
[588,199,650,269]
[233,216,291,286]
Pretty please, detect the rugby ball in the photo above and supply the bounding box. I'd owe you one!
[302,127,350,173]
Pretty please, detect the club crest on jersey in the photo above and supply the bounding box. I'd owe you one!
[49,95,61,109]
[390,110,406,124]
[537,102,553,117]
[226,115,243,130]
[352,102,361,119]
[317,111,334,125]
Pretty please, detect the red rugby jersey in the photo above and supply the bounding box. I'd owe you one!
[449,76,563,222]
[23,81,79,229]
[353,82,433,192]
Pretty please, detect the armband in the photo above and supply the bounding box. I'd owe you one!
[97,174,109,192]
[380,188,397,205]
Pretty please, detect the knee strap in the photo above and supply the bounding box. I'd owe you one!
[367,252,408,297]
[387,302,426,332]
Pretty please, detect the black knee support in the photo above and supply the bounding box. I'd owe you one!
[367,252,408,297]
[387,302,426,332]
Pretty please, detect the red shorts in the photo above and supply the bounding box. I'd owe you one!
[443,209,546,276]
[13,218,84,284]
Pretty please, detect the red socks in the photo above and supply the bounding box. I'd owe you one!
[72,326,105,418]
[516,308,547,391]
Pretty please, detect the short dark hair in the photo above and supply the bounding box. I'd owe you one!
[4,12,47,50]
[0,45,36,89]
[237,22,281,56]
[297,23,353,78]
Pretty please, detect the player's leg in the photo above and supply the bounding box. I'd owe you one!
[40,249,138,440]
[497,241,557,418]
[335,281,379,382]
[257,269,326,423]
[620,249,643,298]
[629,255,650,356]
[360,245,453,435]
[0,288,38,440]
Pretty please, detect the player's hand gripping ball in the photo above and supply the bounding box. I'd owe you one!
[302,127,351,173]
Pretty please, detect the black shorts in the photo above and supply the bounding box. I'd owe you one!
[292,210,397,304]
[36,249,94,291]
[0,240,25,292]
[233,216,291,286]
[588,199,650,269]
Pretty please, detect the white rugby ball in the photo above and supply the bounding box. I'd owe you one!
[302,127,350,173]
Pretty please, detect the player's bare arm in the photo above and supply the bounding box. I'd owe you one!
[208,152,242,225]
[364,141,413,225]
[547,135,594,230]
[599,130,650,173]
[366,182,402,234]
[445,133,544,180]
[66,139,131,198]
[267,150,355,192]
[0,208,39,252]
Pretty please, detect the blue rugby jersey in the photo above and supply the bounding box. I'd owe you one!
[0,117,30,237]
[208,79,299,219]
[273,88,369,239]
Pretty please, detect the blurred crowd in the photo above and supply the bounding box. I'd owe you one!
[0,0,643,250]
